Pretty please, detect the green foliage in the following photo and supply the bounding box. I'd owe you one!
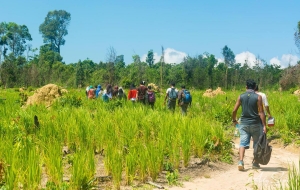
[0,22,32,57]
[58,95,83,108]
[146,49,154,67]
[166,169,180,186]
[287,160,300,189]
[39,10,71,54]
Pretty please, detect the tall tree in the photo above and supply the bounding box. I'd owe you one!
[206,54,217,88]
[0,22,8,63]
[106,46,117,84]
[75,60,84,88]
[39,10,71,54]
[222,45,235,89]
[5,22,32,57]
[146,49,154,67]
[294,21,300,53]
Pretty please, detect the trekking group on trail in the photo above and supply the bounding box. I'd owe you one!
[86,81,192,115]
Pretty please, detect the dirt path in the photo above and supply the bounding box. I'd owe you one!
[163,140,299,190]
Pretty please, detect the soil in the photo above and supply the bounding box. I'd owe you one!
[158,138,299,190]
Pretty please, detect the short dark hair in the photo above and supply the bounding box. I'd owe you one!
[170,82,175,87]
[140,81,145,85]
[181,85,185,89]
[246,79,256,90]
[148,85,152,89]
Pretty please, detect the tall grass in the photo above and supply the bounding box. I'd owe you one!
[0,88,274,188]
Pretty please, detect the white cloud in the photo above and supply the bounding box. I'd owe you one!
[269,57,281,67]
[235,51,257,67]
[270,54,299,68]
[141,48,187,64]
[217,58,224,63]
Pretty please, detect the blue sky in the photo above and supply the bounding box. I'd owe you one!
[1,0,299,68]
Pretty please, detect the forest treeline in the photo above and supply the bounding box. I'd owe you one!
[0,10,299,90]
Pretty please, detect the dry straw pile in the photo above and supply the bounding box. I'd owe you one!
[148,83,160,91]
[203,87,226,97]
[26,84,68,107]
[294,89,300,95]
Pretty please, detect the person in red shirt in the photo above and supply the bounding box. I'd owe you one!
[128,84,137,102]
[88,85,95,99]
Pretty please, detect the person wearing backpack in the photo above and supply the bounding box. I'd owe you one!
[136,81,148,104]
[164,82,178,112]
[147,85,156,109]
[178,85,192,115]
[95,84,102,98]
[232,79,267,171]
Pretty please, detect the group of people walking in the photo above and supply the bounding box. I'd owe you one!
[85,81,192,115]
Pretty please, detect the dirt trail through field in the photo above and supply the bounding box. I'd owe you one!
[164,139,299,190]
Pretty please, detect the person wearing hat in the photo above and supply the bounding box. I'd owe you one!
[87,85,95,99]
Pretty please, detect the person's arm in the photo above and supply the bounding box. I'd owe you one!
[265,106,272,118]
[232,96,241,125]
[264,95,272,118]
[136,88,139,99]
[164,89,168,103]
[177,90,182,105]
[258,95,267,133]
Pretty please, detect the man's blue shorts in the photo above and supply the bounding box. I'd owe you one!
[239,124,262,149]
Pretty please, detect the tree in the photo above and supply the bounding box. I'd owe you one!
[0,22,8,63]
[39,10,71,54]
[76,60,84,88]
[3,22,32,57]
[222,45,235,89]
[146,49,154,67]
[206,54,217,88]
[132,54,141,64]
[295,21,300,53]
[115,55,125,69]
[106,46,117,84]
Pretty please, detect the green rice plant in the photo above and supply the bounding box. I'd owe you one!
[166,169,180,186]
[71,148,95,189]
[146,141,164,181]
[111,149,123,190]
[43,139,63,186]
[25,145,41,189]
[180,119,193,167]
[124,150,137,185]
[287,160,300,190]
[137,144,148,182]
[193,119,210,158]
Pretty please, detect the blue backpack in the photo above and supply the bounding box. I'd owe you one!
[102,93,109,102]
[183,90,192,103]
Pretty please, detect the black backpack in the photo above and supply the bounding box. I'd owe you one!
[253,133,272,165]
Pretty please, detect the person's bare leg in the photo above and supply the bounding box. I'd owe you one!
[238,147,245,170]
[239,147,245,161]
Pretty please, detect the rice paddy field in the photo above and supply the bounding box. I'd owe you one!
[0,87,299,189]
